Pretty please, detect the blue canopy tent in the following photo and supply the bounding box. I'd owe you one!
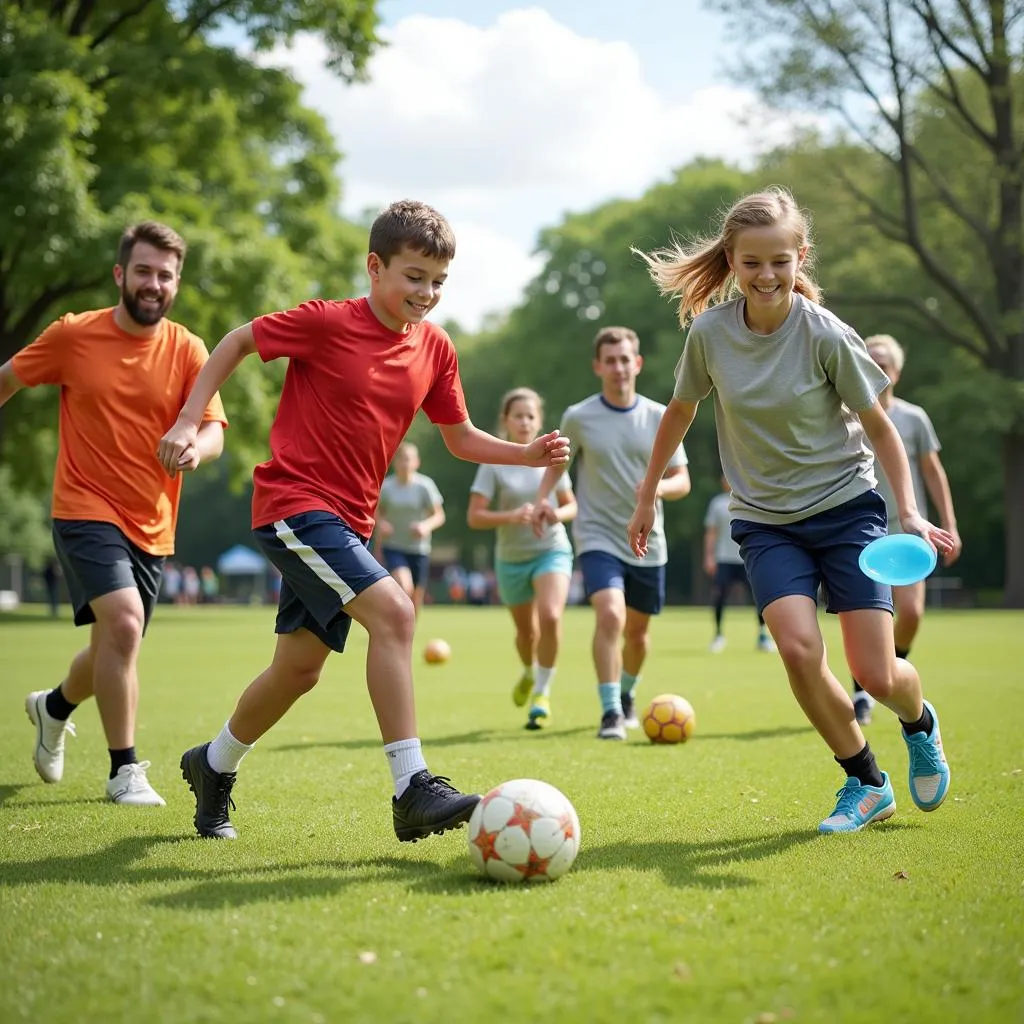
[216,545,270,603]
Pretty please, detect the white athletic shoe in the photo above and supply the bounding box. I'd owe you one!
[756,635,777,653]
[106,762,166,806]
[25,690,76,784]
[709,635,727,654]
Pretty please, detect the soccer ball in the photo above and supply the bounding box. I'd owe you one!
[641,693,695,744]
[467,779,581,883]
[423,639,451,664]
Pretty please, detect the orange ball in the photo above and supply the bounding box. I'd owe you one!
[423,639,452,664]
[641,694,695,744]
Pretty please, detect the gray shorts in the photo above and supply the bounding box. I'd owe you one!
[52,519,165,630]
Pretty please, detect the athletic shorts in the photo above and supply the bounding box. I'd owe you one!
[380,548,430,589]
[577,550,665,616]
[495,549,573,607]
[713,562,751,592]
[253,511,390,652]
[731,490,893,616]
[52,519,165,630]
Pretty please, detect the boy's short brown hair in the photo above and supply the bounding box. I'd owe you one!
[369,200,457,265]
[593,326,640,359]
[117,221,187,271]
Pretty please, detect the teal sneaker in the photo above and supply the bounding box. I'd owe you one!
[525,694,550,731]
[818,772,896,834]
[902,700,950,811]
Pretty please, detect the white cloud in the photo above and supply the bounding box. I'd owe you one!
[267,7,802,328]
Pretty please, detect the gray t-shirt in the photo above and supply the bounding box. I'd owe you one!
[704,492,743,565]
[559,394,687,566]
[674,294,889,525]
[378,473,443,554]
[470,464,573,563]
[870,397,941,529]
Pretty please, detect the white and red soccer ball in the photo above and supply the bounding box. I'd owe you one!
[467,779,581,883]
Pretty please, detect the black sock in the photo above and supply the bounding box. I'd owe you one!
[895,646,910,660]
[835,744,884,788]
[45,686,78,721]
[900,705,933,736]
[852,679,865,694]
[109,747,138,779]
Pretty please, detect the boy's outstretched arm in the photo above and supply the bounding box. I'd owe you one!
[437,420,569,468]
[158,323,255,473]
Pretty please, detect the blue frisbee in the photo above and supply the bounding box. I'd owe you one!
[858,534,937,587]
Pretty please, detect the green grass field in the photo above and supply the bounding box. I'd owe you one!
[1,604,1021,1023]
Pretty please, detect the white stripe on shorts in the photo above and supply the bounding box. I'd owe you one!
[273,519,356,604]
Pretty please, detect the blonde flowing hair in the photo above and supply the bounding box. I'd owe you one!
[633,186,821,325]
[497,387,544,440]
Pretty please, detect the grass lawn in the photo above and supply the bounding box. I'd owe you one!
[1,604,1022,1024]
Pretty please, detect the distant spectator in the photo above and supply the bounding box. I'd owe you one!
[467,570,489,606]
[182,566,200,606]
[162,563,182,605]
[200,566,219,604]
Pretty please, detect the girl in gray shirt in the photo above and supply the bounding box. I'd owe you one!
[627,186,955,836]
[468,388,577,730]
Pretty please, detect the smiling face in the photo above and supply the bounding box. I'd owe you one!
[113,241,180,328]
[367,245,449,332]
[728,224,806,327]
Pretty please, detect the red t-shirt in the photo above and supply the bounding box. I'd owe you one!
[250,298,468,537]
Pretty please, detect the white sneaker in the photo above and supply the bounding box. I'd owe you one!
[106,762,166,806]
[756,635,777,653]
[25,690,76,784]
[709,635,727,654]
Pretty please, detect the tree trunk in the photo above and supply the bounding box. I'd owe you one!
[1003,426,1024,607]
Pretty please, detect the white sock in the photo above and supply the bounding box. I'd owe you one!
[532,664,555,696]
[384,738,427,799]
[206,722,254,774]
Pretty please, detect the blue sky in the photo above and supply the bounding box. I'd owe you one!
[264,3,783,327]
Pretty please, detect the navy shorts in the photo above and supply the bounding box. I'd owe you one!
[52,519,165,631]
[381,548,430,589]
[253,511,390,652]
[731,490,893,616]
[578,550,665,616]
[713,562,751,593]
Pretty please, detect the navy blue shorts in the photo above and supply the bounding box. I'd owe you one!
[731,490,893,616]
[253,511,390,652]
[713,562,751,593]
[52,520,164,631]
[381,548,430,589]
[578,550,665,616]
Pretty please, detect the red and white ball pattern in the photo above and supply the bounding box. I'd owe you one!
[467,779,581,883]
[642,693,696,744]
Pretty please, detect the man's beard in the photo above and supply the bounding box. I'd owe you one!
[121,283,174,326]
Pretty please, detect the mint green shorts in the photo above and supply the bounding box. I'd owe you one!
[495,549,573,607]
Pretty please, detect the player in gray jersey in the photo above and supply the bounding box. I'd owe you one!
[377,442,445,617]
[534,326,690,741]
[469,388,577,729]
[850,335,962,724]
[629,187,955,835]
[704,476,774,653]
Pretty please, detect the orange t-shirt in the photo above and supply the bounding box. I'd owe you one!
[11,308,228,556]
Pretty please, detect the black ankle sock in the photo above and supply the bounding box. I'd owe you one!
[895,646,910,660]
[900,705,933,736]
[45,686,78,721]
[836,744,884,788]
[109,747,138,779]
[852,679,865,694]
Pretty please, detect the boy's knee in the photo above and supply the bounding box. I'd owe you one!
[775,631,822,675]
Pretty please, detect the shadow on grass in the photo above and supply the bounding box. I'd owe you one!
[696,725,816,743]
[0,783,33,807]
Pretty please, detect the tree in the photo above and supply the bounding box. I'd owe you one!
[0,0,380,484]
[712,0,1024,603]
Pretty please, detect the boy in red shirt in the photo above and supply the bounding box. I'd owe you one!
[159,200,569,842]
[0,221,227,805]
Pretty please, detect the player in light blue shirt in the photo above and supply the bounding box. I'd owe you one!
[534,326,690,741]
[469,388,577,729]
[629,187,955,835]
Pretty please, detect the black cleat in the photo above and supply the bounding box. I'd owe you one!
[392,770,480,843]
[180,743,238,839]
[597,710,627,740]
